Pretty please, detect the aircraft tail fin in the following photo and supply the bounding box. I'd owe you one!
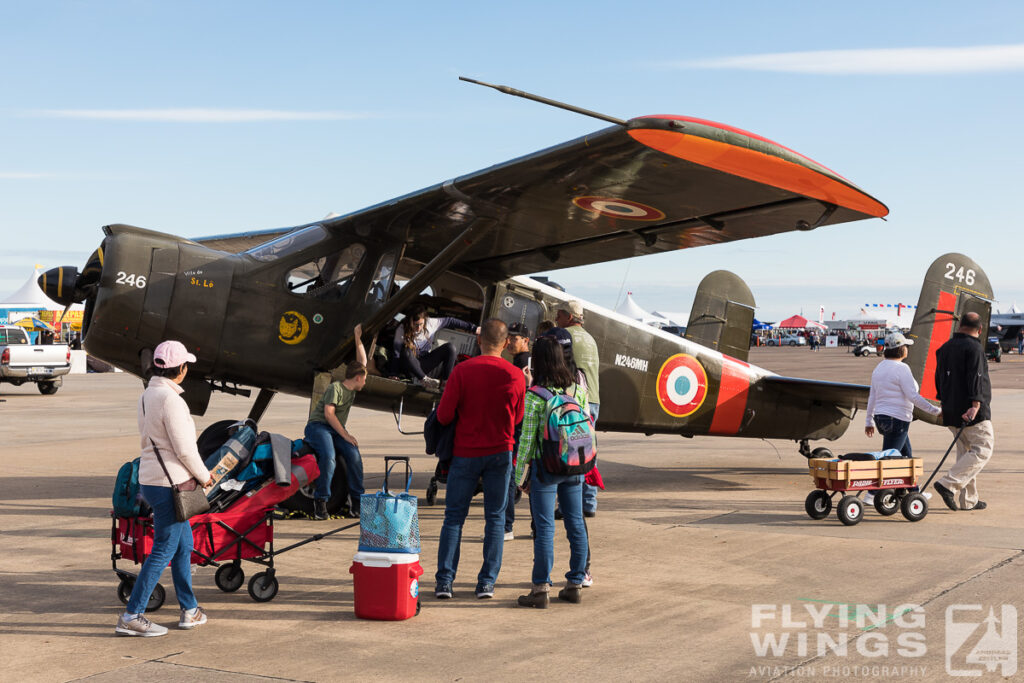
[684,270,756,362]
[905,253,993,400]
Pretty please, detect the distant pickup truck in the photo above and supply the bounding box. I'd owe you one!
[0,325,71,394]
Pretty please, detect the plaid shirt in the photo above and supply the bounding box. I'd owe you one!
[514,382,589,486]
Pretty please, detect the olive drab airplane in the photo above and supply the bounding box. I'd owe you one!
[37,81,991,487]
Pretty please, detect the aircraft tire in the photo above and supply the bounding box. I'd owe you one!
[805,490,832,519]
[810,447,833,459]
[837,495,863,526]
[279,457,350,517]
[196,419,240,459]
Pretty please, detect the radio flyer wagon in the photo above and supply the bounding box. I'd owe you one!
[110,453,358,609]
[805,455,927,526]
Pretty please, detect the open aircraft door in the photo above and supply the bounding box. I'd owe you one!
[684,270,756,363]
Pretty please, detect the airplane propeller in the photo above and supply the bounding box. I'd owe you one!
[37,245,105,334]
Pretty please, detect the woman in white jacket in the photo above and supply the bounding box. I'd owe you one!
[116,340,213,637]
[865,331,942,458]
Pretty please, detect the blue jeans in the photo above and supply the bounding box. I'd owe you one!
[435,451,511,588]
[126,484,198,614]
[874,414,912,458]
[529,466,588,585]
[582,403,600,512]
[304,421,364,508]
[504,474,516,533]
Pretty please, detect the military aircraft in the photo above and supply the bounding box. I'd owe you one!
[37,81,990,512]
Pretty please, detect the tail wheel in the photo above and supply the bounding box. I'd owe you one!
[837,495,864,526]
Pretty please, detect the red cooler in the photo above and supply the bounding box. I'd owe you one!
[350,551,423,620]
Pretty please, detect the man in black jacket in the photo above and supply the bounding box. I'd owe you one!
[933,312,994,511]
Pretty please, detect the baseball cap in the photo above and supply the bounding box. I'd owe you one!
[153,340,197,367]
[507,322,530,338]
[883,331,914,350]
[542,326,573,348]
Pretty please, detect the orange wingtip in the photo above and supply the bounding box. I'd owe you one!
[628,127,888,218]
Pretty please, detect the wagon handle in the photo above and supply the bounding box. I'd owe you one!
[921,426,965,491]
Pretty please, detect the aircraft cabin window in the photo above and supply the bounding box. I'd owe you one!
[366,252,397,304]
[287,243,366,300]
[247,225,327,262]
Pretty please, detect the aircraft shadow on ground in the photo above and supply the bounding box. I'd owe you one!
[0,475,112,501]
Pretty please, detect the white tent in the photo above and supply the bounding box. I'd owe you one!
[0,266,61,307]
[615,293,665,325]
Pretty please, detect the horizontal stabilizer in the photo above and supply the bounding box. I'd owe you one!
[761,375,869,410]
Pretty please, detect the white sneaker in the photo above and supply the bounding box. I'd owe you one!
[115,613,168,637]
[178,606,207,630]
[863,492,875,505]
[582,573,593,588]
[923,492,933,500]
[418,377,440,391]
[503,531,514,541]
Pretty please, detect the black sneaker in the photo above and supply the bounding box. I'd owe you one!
[435,582,453,599]
[313,499,328,520]
[583,510,597,518]
[933,482,958,511]
[475,583,495,599]
[347,507,360,519]
[968,501,988,511]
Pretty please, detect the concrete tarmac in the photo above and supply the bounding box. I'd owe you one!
[1,347,1022,682]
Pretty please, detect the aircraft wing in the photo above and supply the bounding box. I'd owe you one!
[195,115,887,277]
[761,375,870,410]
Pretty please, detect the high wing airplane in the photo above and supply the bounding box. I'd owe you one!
[36,82,991,511]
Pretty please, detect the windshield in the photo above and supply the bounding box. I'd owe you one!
[246,225,327,262]
[287,243,366,300]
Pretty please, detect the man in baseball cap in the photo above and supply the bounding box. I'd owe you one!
[153,340,197,368]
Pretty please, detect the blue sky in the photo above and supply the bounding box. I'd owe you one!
[2,1,1022,322]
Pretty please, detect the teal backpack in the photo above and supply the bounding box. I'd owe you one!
[528,386,597,476]
[112,457,150,518]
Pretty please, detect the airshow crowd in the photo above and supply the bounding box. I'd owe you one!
[115,305,996,636]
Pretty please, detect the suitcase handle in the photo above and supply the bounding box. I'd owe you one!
[384,456,412,494]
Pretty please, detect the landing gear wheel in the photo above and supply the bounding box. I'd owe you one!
[837,495,864,526]
[425,478,438,506]
[810,447,833,459]
[248,572,279,602]
[805,490,832,520]
[215,563,245,592]
[901,493,928,522]
[873,489,899,516]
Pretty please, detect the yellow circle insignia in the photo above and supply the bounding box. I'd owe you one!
[278,310,309,345]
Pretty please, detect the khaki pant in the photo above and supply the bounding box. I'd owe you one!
[938,421,994,509]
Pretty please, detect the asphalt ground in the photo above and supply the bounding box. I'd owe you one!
[1,347,1022,682]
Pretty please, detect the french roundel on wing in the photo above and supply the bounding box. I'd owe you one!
[656,354,709,418]
[572,196,666,221]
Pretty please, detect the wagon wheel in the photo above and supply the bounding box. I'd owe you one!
[248,572,279,602]
[901,493,928,522]
[873,489,900,516]
[116,577,164,611]
[117,577,133,604]
[215,563,245,593]
[804,490,832,520]
[837,495,864,526]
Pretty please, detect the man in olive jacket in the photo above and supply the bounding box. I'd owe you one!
[933,312,993,511]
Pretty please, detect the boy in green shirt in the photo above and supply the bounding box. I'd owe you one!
[303,325,368,520]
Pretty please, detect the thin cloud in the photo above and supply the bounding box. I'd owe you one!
[34,108,370,123]
[0,172,51,179]
[670,44,1024,74]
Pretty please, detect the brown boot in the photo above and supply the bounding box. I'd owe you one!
[558,583,582,604]
[517,584,550,609]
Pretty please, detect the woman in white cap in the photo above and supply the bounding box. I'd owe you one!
[116,340,213,637]
[865,331,942,459]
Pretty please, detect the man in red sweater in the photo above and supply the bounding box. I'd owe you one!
[434,318,525,600]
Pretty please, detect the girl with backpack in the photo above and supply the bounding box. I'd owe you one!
[513,336,592,608]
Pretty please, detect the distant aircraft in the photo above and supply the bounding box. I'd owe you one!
[35,81,991,512]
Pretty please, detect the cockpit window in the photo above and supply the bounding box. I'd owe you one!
[287,243,366,300]
[247,225,327,262]
[365,251,397,304]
